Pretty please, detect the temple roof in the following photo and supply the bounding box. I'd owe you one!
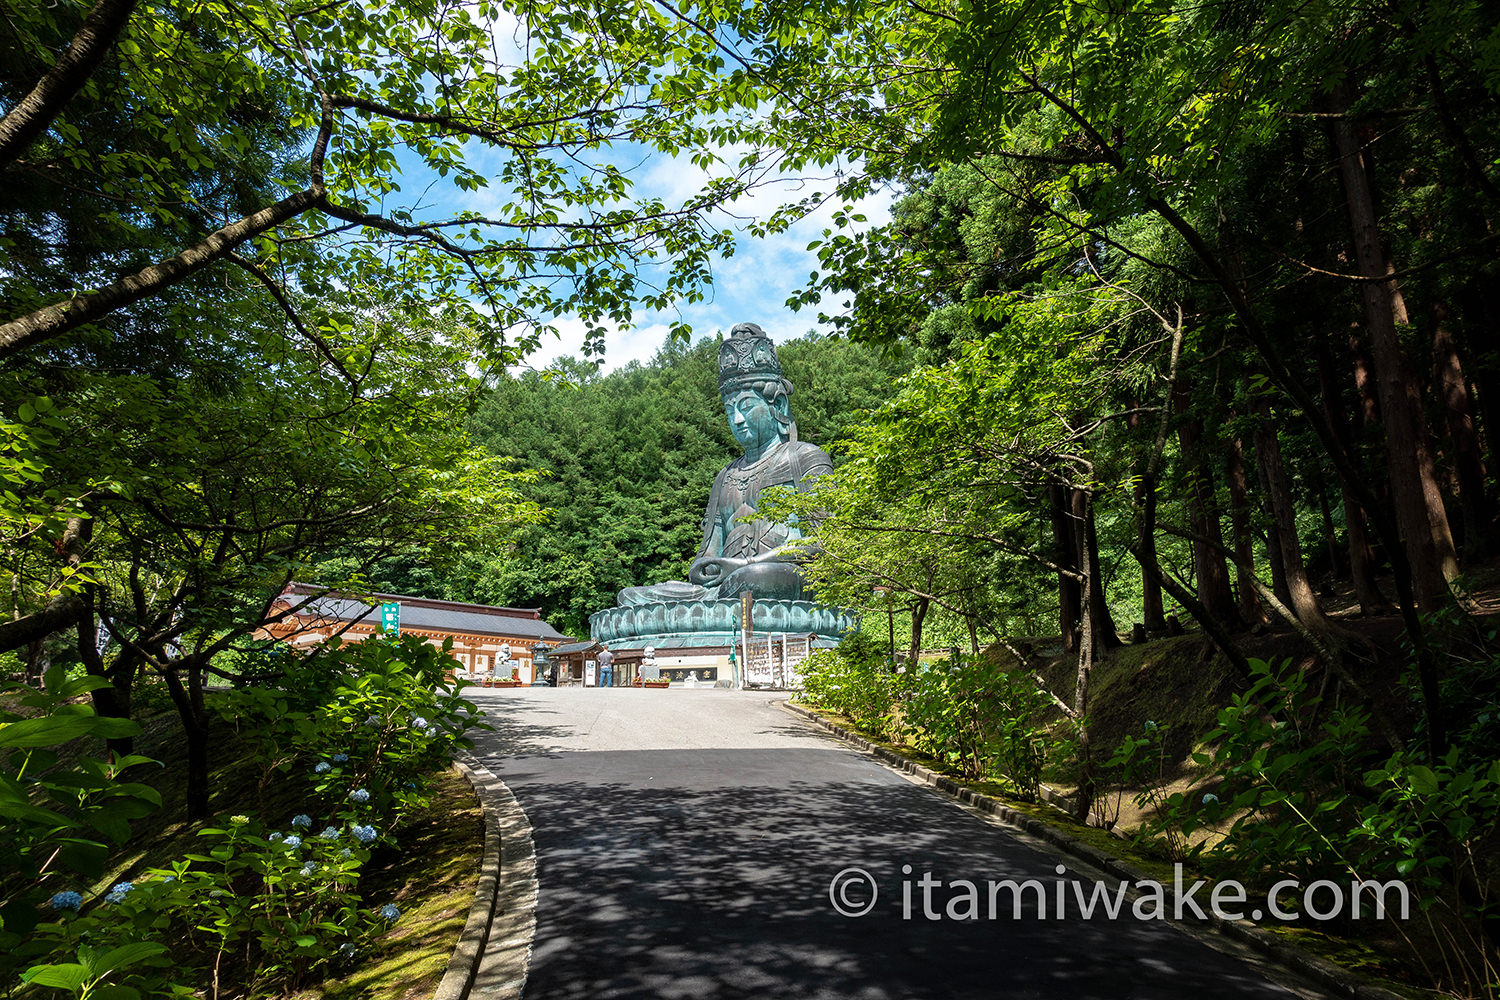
[279,586,570,642]
[547,640,601,655]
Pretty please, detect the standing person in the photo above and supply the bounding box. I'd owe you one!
[596,644,615,687]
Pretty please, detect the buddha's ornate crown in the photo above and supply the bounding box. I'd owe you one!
[718,322,788,396]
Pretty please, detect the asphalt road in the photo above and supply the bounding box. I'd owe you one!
[467,687,1319,1000]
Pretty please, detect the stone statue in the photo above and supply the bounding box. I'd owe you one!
[616,323,833,607]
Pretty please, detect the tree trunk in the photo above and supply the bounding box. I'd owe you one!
[0,185,325,359]
[1049,481,1081,651]
[1317,336,1395,614]
[78,602,134,758]
[1225,435,1268,625]
[1079,489,1122,649]
[1252,433,1293,607]
[1432,300,1492,559]
[0,594,87,656]
[163,660,212,819]
[1313,477,1346,581]
[886,604,896,663]
[1173,380,1241,628]
[1457,275,1500,465]
[1071,489,1098,823]
[1137,474,1166,632]
[1330,80,1458,608]
[0,0,142,169]
[1129,403,1166,632]
[909,597,928,664]
[1252,407,1328,630]
[24,638,50,686]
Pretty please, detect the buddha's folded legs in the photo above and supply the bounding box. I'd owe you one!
[615,580,711,607]
[714,560,808,603]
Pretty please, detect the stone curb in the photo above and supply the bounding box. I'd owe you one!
[433,757,538,1000]
[780,700,1406,1000]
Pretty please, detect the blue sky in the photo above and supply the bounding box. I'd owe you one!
[431,144,893,373]
[373,14,894,374]
[512,158,894,373]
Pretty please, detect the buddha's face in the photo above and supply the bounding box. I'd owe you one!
[724,390,782,451]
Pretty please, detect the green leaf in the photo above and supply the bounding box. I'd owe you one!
[0,716,101,746]
[92,943,169,976]
[22,963,90,990]
[57,838,111,878]
[91,986,142,1000]
[1407,765,1439,796]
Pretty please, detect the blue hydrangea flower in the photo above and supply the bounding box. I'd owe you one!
[412,717,429,730]
[340,848,353,858]
[315,762,331,774]
[283,835,302,849]
[1202,793,1220,805]
[292,814,313,829]
[331,753,349,763]
[321,826,341,840]
[104,881,134,904]
[48,891,83,912]
[268,831,283,842]
[348,788,370,804]
[337,942,356,959]
[352,824,378,844]
[365,715,380,727]
[379,903,401,923]
[301,861,318,875]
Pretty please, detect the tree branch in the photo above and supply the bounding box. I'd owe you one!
[0,185,325,359]
[0,0,140,169]
[225,251,359,391]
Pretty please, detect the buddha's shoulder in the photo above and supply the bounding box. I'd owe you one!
[785,440,833,475]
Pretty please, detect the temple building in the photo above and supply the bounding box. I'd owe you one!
[262,582,572,683]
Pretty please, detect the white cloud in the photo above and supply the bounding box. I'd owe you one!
[376,13,901,370]
[508,316,676,374]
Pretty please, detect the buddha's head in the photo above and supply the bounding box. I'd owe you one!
[718,323,797,450]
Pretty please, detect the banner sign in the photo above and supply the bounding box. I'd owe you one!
[380,602,401,636]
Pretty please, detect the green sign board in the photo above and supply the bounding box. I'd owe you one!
[380,602,400,636]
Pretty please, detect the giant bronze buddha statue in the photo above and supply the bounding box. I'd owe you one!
[591,323,854,649]
[616,322,833,607]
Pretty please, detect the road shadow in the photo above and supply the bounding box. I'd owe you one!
[464,693,577,759]
[477,745,1299,1000]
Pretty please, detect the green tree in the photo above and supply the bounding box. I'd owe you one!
[0,0,792,363]
[376,332,911,635]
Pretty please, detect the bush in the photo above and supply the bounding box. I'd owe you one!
[904,654,1055,794]
[799,634,907,739]
[1160,658,1500,995]
[1,666,163,994]
[12,635,486,1000]
[800,638,1059,797]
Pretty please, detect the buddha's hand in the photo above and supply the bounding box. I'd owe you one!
[688,557,748,585]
